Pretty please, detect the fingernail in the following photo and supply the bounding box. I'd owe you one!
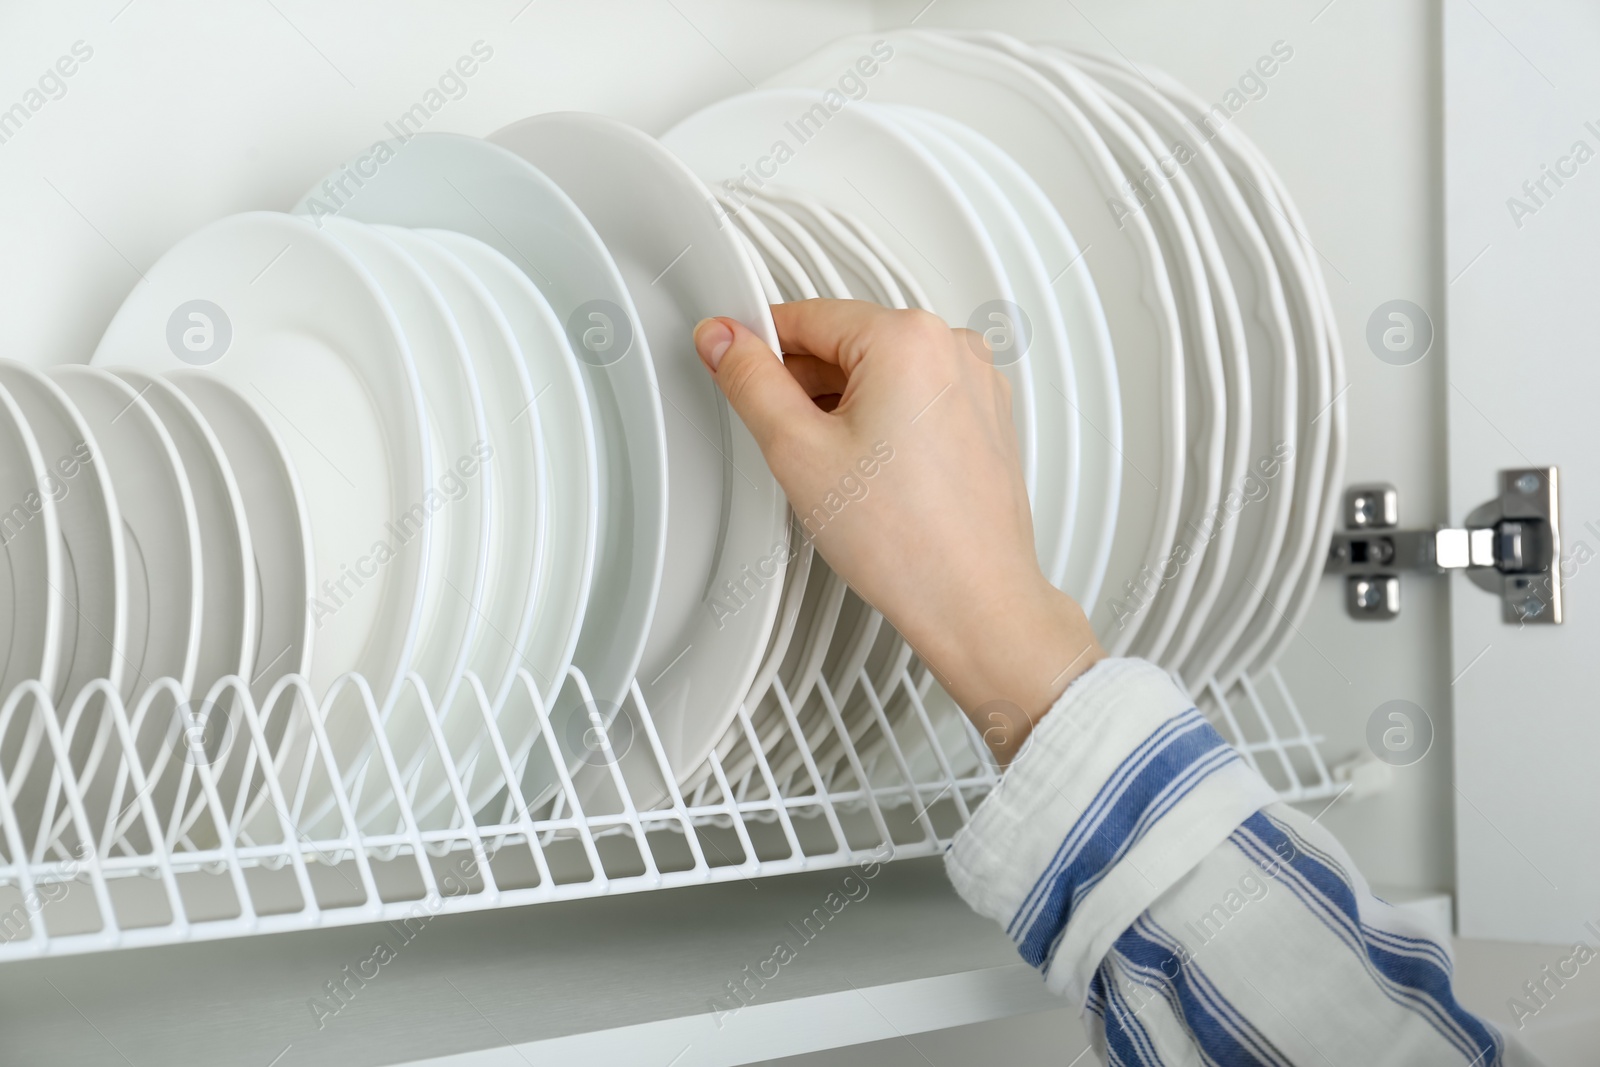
[694,318,734,371]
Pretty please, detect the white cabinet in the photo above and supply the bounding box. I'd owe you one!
[0,0,1591,1061]
[1444,0,1600,944]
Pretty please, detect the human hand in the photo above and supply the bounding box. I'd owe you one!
[693,300,1103,763]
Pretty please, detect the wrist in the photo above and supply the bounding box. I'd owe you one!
[917,578,1104,765]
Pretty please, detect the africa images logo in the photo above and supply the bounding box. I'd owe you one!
[0,40,94,148]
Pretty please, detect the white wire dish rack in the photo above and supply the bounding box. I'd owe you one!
[0,29,1351,960]
[0,656,1334,961]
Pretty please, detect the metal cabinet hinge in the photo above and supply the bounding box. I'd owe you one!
[1325,468,1563,623]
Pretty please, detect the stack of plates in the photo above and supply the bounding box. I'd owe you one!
[3,30,1343,851]
[664,29,1344,795]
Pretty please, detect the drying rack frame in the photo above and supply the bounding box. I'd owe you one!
[0,648,1337,961]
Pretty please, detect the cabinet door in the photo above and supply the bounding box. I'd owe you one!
[1445,0,1600,942]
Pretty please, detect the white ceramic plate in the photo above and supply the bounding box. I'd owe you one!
[368,228,551,722]
[688,524,816,799]
[878,102,1080,588]
[168,374,314,709]
[903,106,1122,612]
[789,581,886,782]
[171,373,314,838]
[747,192,959,782]
[746,196,857,303]
[729,204,821,302]
[724,546,832,788]
[826,198,936,312]
[1083,69,1249,669]
[766,32,1185,654]
[1126,65,1332,685]
[93,211,432,822]
[46,366,203,847]
[721,197,867,788]
[978,35,1221,665]
[313,220,499,831]
[738,227,785,305]
[1061,49,1293,681]
[1244,144,1345,680]
[1201,134,1328,686]
[783,106,1084,779]
[721,238,813,743]
[762,193,909,308]
[0,362,126,716]
[720,241,811,758]
[728,202,822,302]
[410,227,601,816]
[322,220,490,721]
[1219,202,1327,683]
[111,371,256,706]
[666,89,1037,493]
[0,376,63,706]
[728,195,911,786]
[690,207,838,796]
[50,366,202,704]
[106,370,258,848]
[0,362,125,853]
[752,193,963,788]
[295,133,666,765]
[0,371,64,835]
[421,229,596,782]
[681,235,812,793]
[759,202,921,785]
[494,112,788,800]
[665,93,1036,795]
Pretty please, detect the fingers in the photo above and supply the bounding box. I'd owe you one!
[771,299,946,373]
[782,353,849,399]
[694,317,826,460]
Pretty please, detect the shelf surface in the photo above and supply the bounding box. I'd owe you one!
[0,858,1060,1066]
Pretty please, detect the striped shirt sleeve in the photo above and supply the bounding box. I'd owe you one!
[944,657,1544,1066]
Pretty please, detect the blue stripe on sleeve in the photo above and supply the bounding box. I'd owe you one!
[1035,743,1244,968]
[1112,916,1293,1066]
[1232,812,1504,1064]
[1014,712,1240,966]
[1103,970,1166,1067]
[1009,707,1211,937]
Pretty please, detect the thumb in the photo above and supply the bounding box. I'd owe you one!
[694,316,823,458]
